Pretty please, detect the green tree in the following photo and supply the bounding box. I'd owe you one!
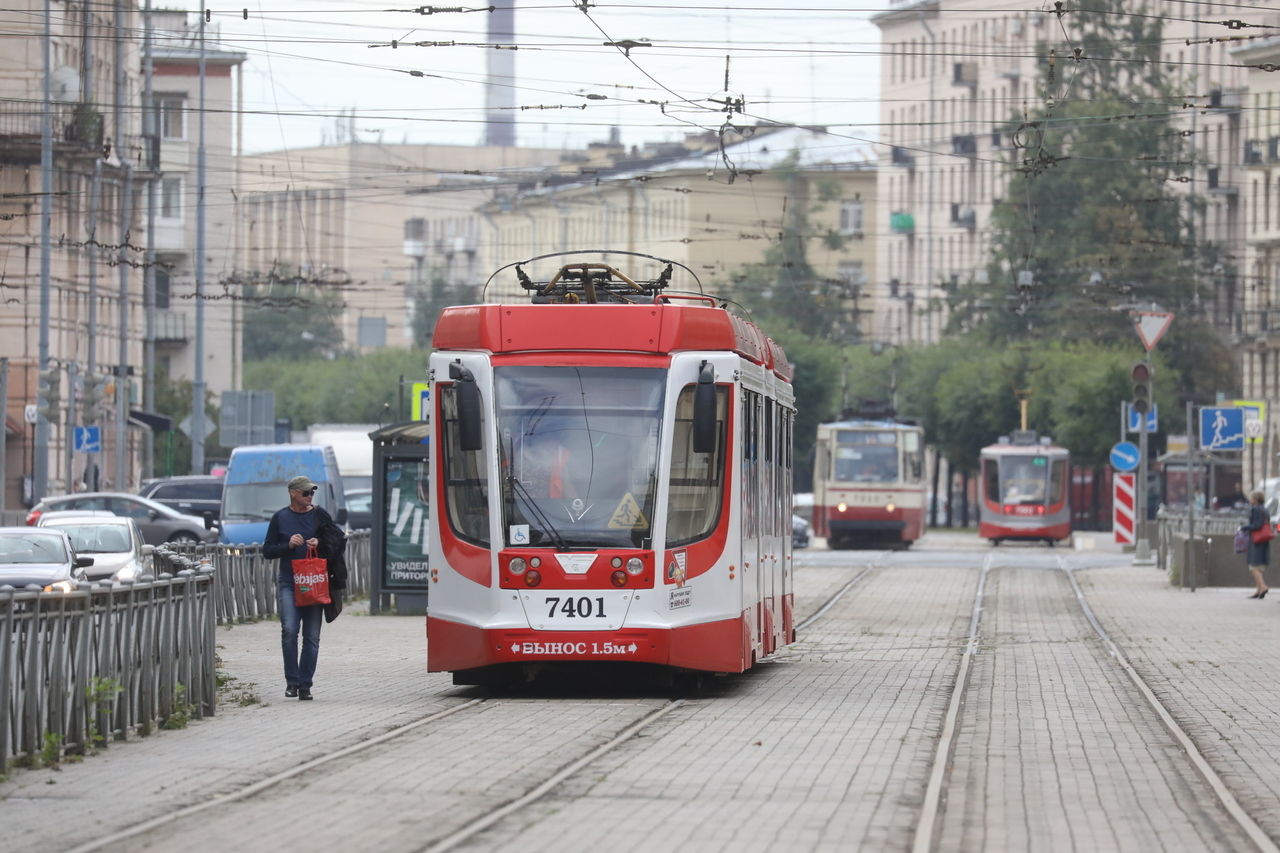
[151,368,219,476]
[241,268,347,361]
[948,0,1236,400]
[243,348,430,430]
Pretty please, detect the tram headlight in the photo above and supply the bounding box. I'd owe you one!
[885,502,896,513]
[508,557,527,575]
[625,557,644,575]
[837,502,848,513]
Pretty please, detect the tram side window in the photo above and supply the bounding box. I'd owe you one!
[1050,459,1067,503]
[904,431,924,482]
[667,386,728,546]
[983,459,1000,504]
[439,385,491,547]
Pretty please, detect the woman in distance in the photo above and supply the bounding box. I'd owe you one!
[1244,490,1271,599]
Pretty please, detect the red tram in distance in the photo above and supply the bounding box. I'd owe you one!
[426,253,796,685]
[811,409,926,549]
[979,431,1072,545]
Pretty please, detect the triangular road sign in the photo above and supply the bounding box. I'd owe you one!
[1132,311,1174,351]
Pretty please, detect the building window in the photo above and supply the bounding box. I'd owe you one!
[160,177,182,219]
[155,264,172,309]
[838,261,865,296]
[357,316,387,349]
[839,199,864,235]
[157,94,185,140]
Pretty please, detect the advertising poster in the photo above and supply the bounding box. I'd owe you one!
[383,458,431,589]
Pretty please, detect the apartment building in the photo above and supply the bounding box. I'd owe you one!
[1234,36,1280,487]
[465,126,877,338]
[237,142,565,352]
[149,11,244,399]
[872,0,1264,346]
[0,0,149,506]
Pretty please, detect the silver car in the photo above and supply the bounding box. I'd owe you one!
[26,492,219,546]
[37,515,154,582]
[0,527,92,591]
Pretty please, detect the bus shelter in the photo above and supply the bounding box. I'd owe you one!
[369,421,430,614]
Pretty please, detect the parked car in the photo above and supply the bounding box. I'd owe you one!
[344,488,373,530]
[36,515,153,582]
[25,493,219,546]
[792,514,811,549]
[138,475,224,521]
[0,527,91,591]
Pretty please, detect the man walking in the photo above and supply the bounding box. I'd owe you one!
[262,475,335,700]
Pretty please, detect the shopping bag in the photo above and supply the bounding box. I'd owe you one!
[292,547,332,607]
[1251,523,1276,545]
[1234,528,1250,554]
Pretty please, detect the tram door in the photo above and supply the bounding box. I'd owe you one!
[742,389,763,662]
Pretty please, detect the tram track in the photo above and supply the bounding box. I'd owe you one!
[1055,553,1279,853]
[64,559,882,853]
[906,548,1278,853]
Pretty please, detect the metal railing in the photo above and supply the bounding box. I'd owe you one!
[0,570,217,770]
[1,530,371,770]
[154,529,372,624]
[1155,508,1249,582]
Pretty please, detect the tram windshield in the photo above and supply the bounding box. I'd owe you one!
[832,430,899,483]
[495,366,665,548]
[987,455,1067,506]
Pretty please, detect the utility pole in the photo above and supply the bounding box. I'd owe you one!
[191,0,208,474]
[919,9,936,346]
[35,0,54,502]
[142,0,157,479]
[115,165,133,488]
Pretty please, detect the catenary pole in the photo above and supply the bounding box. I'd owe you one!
[191,0,208,474]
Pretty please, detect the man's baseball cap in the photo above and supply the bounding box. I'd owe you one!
[288,475,318,492]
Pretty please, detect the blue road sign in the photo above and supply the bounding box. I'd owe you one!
[1199,406,1245,451]
[1110,441,1140,472]
[73,425,101,454]
[1126,402,1158,433]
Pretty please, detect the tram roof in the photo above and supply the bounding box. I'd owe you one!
[980,441,1069,456]
[822,418,921,430]
[432,302,793,381]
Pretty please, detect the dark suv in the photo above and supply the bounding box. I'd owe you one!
[138,475,224,521]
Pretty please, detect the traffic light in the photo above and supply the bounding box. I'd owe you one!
[36,367,61,419]
[1131,361,1153,415]
[82,373,104,418]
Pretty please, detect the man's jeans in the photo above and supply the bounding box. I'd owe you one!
[278,580,323,688]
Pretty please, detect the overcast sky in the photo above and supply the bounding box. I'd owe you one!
[208,1,883,154]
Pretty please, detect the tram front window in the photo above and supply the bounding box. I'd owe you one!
[996,456,1051,505]
[833,431,899,483]
[495,366,665,548]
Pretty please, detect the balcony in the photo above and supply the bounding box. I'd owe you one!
[154,310,188,343]
[890,212,915,234]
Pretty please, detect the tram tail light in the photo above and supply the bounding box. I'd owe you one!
[524,569,541,587]
[611,570,628,587]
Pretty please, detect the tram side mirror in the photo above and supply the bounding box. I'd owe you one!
[449,362,484,452]
[692,362,717,454]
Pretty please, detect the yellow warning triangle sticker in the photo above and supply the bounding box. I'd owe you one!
[608,493,648,529]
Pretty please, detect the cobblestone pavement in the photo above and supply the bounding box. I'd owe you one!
[3,531,1279,852]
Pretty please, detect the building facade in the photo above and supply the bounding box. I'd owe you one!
[872,0,1263,346]
[0,0,149,506]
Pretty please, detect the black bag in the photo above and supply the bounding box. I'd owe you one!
[324,591,344,623]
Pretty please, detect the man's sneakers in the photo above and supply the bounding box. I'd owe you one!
[285,685,298,698]
[298,687,313,701]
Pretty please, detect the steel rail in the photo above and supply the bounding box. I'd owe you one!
[912,549,994,853]
[65,698,487,853]
[1059,555,1280,853]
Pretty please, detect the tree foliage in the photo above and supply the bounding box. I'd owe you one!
[947,0,1236,402]
[242,348,429,430]
[242,272,346,362]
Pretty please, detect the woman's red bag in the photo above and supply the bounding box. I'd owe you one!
[292,547,332,606]
[1252,523,1276,545]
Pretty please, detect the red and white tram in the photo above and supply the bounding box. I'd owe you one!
[978,431,1072,545]
[426,254,796,684]
[811,409,926,549]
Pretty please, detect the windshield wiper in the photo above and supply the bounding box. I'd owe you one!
[506,476,570,551]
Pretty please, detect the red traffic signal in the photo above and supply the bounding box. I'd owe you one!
[1130,362,1152,383]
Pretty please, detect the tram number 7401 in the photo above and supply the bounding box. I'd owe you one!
[545,596,607,619]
